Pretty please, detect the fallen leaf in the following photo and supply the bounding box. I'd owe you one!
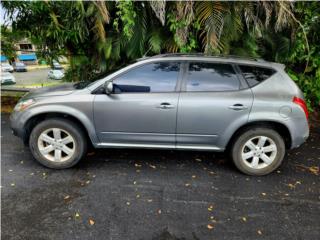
[64,195,70,200]
[207,224,214,230]
[242,217,247,222]
[134,163,142,168]
[89,218,95,225]
[257,230,262,235]
[261,193,267,196]
[75,212,80,218]
[287,183,295,189]
[147,199,153,203]
[157,209,162,214]
[294,164,319,175]
[309,166,319,175]
[30,172,34,176]
[195,158,202,162]
[20,161,24,164]
[208,205,214,211]
[86,180,90,184]
[133,181,137,185]
[10,183,15,187]
[136,194,140,198]
[126,201,130,206]
[185,183,191,187]
[87,152,95,156]
[9,169,13,172]
[209,171,215,175]
[149,164,156,169]
[192,175,196,179]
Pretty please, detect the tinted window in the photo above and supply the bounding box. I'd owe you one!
[186,62,239,91]
[113,62,180,93]
[239,65,276,87]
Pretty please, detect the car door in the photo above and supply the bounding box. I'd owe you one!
[177,61,253,150]
[94,61,182,147]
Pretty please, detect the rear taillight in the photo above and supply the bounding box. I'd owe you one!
[293,96,309,120]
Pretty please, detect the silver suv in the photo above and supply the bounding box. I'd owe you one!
[10,54,309,175]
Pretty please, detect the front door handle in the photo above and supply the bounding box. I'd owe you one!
[157,102,175,109]
[228,104,248,111]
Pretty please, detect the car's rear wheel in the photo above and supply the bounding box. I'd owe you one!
[29,118,87,169]
[231,128,285,175]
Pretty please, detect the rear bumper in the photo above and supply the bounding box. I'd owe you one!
[289,117,309,149]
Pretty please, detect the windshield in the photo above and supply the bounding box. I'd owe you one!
[73,61,134,90]
[74,81,96,89]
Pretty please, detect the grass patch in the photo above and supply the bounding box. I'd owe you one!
[15,81,64,88]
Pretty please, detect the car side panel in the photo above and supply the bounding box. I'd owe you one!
[248,72,309,148]
[177,89,253,150]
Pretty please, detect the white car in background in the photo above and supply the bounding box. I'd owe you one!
[1,72,16,85]
[48,69,64,80]
[1,63,14,73]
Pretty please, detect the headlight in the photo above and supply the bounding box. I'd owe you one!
[14,99,35,112]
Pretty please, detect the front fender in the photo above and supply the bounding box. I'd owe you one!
[15,104,99,145]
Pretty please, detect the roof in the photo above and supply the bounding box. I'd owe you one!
[136,53,282,68]
[138,53,264,61]
[18,53,37,61]
[1,55,8,62]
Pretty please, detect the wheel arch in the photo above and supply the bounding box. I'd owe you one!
[24,111,98,146]
[226,120,292,150]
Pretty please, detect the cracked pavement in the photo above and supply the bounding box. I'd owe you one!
[1,113,319,240]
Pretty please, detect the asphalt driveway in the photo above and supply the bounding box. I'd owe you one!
[1,113,319,240]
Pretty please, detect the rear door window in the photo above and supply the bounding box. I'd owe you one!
[186,62,240,92]
[239,65,276,87]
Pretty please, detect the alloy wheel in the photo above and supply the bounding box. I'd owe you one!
[37,128,75,162]
[241,136,278,169]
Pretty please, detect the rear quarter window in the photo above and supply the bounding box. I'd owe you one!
[239,65,276,87]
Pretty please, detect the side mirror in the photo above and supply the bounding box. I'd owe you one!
[104,81,114,95]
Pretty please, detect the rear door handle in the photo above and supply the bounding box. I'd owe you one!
[228,104,248,111]
[157,102,175,109]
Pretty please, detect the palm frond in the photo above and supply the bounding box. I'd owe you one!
[195,1,226,51]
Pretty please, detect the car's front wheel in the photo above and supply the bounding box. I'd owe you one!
[231,127,285,175]
[29,118,87,169]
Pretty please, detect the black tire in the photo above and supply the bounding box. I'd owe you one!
[231,127,285,176]
[29,118,87,169]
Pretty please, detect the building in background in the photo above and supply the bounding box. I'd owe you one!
[1,38,37,65]
[15,39,38,65]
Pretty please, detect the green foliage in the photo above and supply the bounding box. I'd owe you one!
[1,1,319,109]
[1,26,25,61]
[113,0,136,39]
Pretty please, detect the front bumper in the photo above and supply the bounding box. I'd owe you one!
[10,111,27,142]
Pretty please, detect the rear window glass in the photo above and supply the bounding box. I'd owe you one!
[239,65,276,87]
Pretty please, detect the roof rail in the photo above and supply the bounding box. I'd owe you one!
[138,53,263,62]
